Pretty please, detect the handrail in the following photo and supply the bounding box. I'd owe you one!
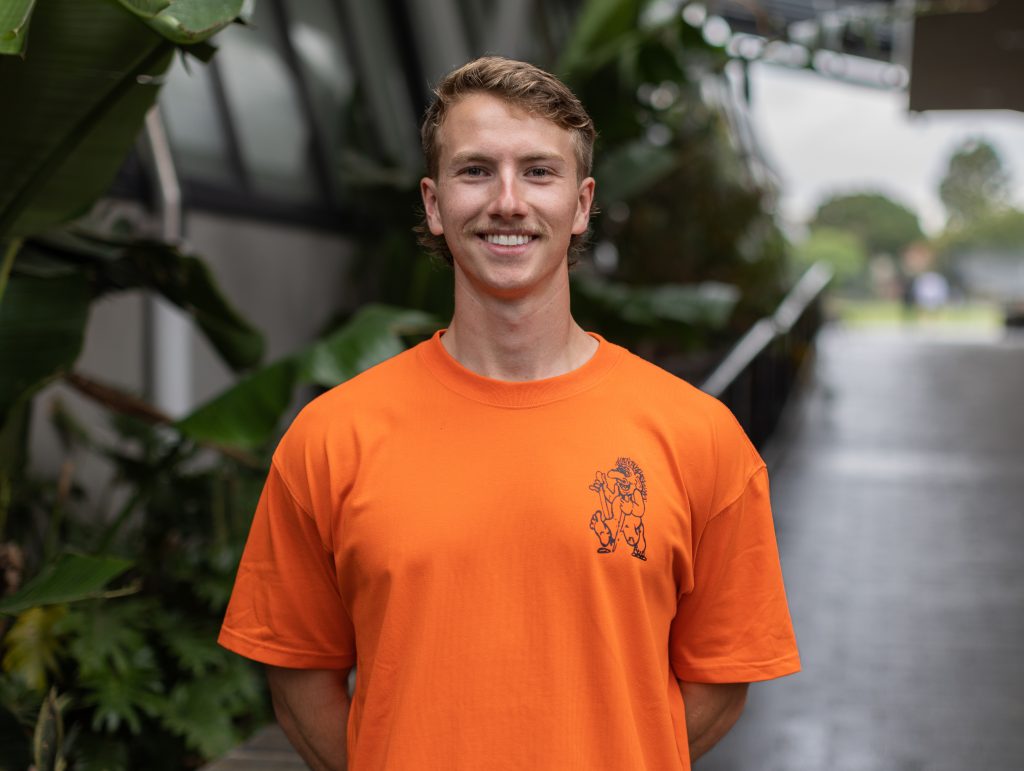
[701,262,833,399]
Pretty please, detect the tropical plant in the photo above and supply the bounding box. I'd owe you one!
[0,2,440,767]
[558,0,791,349]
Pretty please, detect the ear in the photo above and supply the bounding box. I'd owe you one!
[420,177,444,236]
[572,177,596,235]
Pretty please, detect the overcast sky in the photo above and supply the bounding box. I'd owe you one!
[746,62,1024,237]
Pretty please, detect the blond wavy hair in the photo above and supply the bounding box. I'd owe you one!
[416,56,596,265]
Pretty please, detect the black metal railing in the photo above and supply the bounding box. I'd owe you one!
[700,262,833,449]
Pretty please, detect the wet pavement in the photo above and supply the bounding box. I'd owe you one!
[699,325,1024,771]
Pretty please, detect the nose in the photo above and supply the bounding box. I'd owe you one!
[487,169,529,219]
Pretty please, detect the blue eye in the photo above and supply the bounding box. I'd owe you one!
[527,168,550,177]
[464,166,486,176]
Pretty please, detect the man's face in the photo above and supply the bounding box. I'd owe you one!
[420,93,595,301]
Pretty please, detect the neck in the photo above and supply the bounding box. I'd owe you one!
[442,273,597,381]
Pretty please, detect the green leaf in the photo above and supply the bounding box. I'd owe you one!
[0,0,37,56]
[67,736,129,771]
[559,0,640,78]
[159,678,238,756]
[114,0,173,18]
[60,600,148,678]
[157,653,263,755]
[572,275,739,328]
[178,304,439,450]
[32,687,67,771]
[23,232,265,372]
[300,305,437,387]
[177,359,298,449]
[0,0,174,238]
[0,273,90,431]
[0,554,132,616]
[79,646,163,734]
[141,0,245,45]
[1,606,67,691]
[156,616,225,675]
[594,139,678,204]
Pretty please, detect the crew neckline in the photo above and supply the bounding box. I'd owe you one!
[417,329,623,408]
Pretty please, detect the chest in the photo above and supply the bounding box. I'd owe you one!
[335,407,698,611]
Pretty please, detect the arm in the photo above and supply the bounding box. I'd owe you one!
[678,680,749,763]
[266,666,351,771]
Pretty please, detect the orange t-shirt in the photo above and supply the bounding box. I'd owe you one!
[219,331,800,770]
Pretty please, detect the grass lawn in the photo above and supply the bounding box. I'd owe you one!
[829,298,1004,330]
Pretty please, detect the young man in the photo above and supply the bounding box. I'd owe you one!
[219,57,800,770]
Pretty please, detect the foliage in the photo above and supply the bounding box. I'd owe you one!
[0,0,36,56]
[1,231,264,445]
[0,553,132,616]
[559,0,791,340]
[1,0,168,238]
[0,406,275,766]
[933,207,1024,258]
[0,1,405,766]
[810,192,924,258]
[178,304,437,450]
[0,299,436,767]
[938,137,1012,227]
[794,227,869,291]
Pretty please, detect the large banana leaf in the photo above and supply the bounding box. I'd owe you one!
[115,0,173,16]
[176,359,299,450]
[22,231,265,372]
[0,0,173,238]
[0,234,264,440]
[0,0,37,55]
[0,0,247,238]
[0,553,133,616]
[300,305,436,388]
[116,0,246,44]
[0,271,90,430]
[179,305,440,449]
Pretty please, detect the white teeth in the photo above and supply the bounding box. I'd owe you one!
[484,233,531,246]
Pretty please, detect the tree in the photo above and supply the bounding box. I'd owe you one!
[794,227,868,290]
[933,208,1024,261]
[810,192,924,258]
[938,137,1011,227]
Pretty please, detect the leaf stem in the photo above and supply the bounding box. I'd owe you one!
[0,237,24,306]
[63,371,263,468]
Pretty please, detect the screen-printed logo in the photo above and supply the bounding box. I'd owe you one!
[588,457,647,561]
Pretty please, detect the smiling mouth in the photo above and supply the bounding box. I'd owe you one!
[480,233,536,247]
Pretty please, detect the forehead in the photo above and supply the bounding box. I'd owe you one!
[436,92,575,162]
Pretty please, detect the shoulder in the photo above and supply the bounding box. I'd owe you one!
[604,341,764,509]
[610,343,751,439]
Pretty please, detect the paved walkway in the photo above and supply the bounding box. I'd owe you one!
[700,325,1024,771]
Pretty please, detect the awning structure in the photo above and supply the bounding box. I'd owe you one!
[708,0,1024,112]
[909,0,1024,112]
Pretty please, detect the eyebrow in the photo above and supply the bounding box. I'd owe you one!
[447,151,568,168]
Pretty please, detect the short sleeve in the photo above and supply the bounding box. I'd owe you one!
[218,461,356,669]
[669,466,800,683]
